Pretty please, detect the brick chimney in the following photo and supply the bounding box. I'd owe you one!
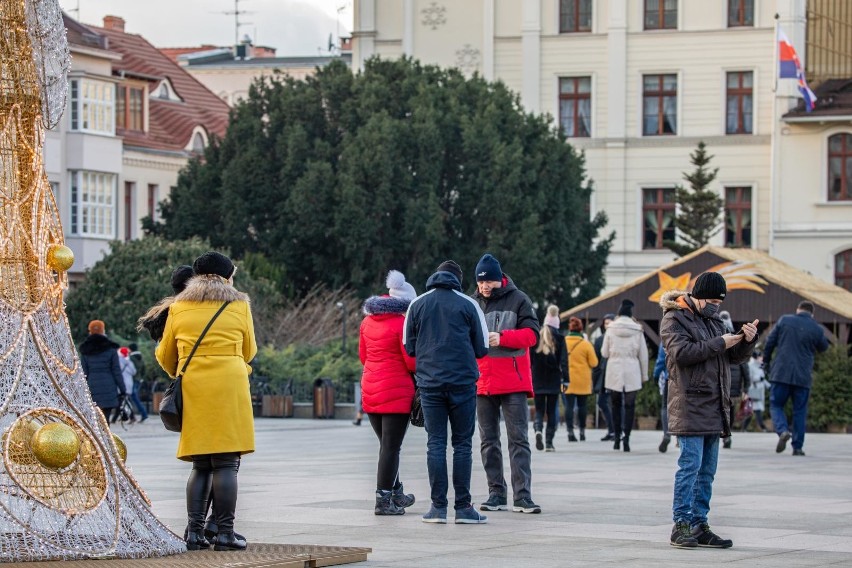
[103,15,125,32]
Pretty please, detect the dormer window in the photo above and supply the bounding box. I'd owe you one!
[153,78,182,102]
[187,126,209,154]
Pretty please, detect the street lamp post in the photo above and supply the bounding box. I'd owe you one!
[336,301,346,353]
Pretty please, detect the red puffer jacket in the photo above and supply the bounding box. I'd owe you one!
[359,295,416,414]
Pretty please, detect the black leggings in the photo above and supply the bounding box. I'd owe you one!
[368,413,409,490]
[187,453,241,534]
[610,390,637,438]
[533,394,559,443]
[564,394,589,431]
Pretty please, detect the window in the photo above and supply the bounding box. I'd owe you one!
[725,187,752,247]
[116,85,145,131]
[70,171,116,238]
[124,182,135,241]
[147,184,159,221]
[559,0,591,33]
[828,133,852,201]
[644,0,677,30]
[69,78,114,134]
[728,0,754,27]
[643,188,676,249]
[726,71,753,134]
[559,77,591,138]
[191,132,206,153]
[836,249,852,291]
[643,74,677,136]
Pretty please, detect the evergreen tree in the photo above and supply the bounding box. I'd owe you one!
[145,57,613,309]
[665,141,723,257]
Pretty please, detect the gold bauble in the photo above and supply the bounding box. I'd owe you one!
[3,420,39,464]
[112,433,127,462]
[46,244,74,272]
[30,423,80,469]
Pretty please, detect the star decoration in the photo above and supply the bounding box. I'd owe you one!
[648,270,692,303]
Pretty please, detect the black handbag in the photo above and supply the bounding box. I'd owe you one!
[409,388,424,428]
[159,301,231,432]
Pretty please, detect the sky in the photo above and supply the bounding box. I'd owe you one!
[58,0,353,56]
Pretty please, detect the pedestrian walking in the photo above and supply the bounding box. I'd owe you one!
[723,356,750,448]
[764,301,829,456]
[592,314,616,441]
[530,305,569,452]
[742,352,770,432]
[563,317,598,443]
[660,271,758,549]
[403,260,489,524]
[115,346,137,424]
[602,299,649,452]
[653,345,671,452]
[79,320,126,421]
[472,254,542,515]
[155,252,257,551]
[359,270,418,516]
[127,343,149,423]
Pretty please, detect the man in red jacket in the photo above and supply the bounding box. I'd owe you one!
[473,254,542,514]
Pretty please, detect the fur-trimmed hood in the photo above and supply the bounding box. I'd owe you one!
[174,275,249,304]
[79,333,119,355]
[660,290,689,312]
[363,295,411,316]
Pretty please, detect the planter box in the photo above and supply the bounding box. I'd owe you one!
[636,416,658,430]
[826,423,849,434]
[151,392,164,414]
[261,395,293,418]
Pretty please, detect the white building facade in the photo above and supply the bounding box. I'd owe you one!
[352,0,852,292]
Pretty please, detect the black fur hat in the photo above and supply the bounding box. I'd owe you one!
[193,252,235,280]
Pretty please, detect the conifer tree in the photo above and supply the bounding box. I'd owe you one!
[665,141,723,256]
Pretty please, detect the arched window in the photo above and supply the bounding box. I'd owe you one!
[191,132,205,153]
[828,133,852,201]
[836,249,852,291]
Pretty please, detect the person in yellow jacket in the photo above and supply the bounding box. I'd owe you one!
[563,317,599,442]
[156,252,257,552]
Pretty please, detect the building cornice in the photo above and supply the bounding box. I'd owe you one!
[571,134,770,150]
[783,115,852,124]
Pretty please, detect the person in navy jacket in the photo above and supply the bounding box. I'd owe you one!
[764,301,829,456]
[403,261,489,524]
[472,254,542,515]
[360,270,418,516]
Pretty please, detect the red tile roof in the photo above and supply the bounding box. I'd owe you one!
[88,24,231,154]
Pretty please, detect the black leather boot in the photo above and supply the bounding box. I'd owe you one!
[622,436,631,453]
[214,531,247,551]
[186,458,212,550]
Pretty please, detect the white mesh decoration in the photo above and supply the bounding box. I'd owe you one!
[25,0,70,130]
[0,0,186,561]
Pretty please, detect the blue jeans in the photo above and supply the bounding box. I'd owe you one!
[477,392,532,501]
[420,386,477,510]
[769,383,810,450]
[131,381,148,420]
[672,435,719,526]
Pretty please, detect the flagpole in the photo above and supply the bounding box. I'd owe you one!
[768,14,779,256]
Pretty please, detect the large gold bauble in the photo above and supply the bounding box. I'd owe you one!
[3,420,39,465]
[112,433,127,462]
[30,423,80,469]
[46,244,74,272]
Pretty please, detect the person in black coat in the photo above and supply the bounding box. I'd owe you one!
[79,320,126,420]
[722,359,750,449]
[530,305,569,452]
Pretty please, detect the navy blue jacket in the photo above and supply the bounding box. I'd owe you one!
[79,334,126,409]
[763,311,829,388]
[403,271,489,390]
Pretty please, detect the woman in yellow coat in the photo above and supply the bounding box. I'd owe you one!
[564,317,599,442]
[156,252,257,552]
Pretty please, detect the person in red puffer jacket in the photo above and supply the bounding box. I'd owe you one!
[359,270,418,516]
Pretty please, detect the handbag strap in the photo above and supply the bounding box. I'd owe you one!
[176,301,231,378]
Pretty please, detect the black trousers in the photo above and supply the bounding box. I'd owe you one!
[187,453,241,534]
[564,394,590,432]
[533,394,559,444]
[368,413,410,490]
[610,390,637,438]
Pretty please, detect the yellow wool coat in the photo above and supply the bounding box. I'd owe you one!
[565,333,599,395]
[155,276,257,461]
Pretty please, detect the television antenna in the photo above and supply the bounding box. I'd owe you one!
[218,0,254,46]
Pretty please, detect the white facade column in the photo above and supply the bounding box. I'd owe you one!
[482,0,495,81]
[606,0,627,139]
[353,0,376,70]
[403,0,414,56]
[521,1,541,112]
